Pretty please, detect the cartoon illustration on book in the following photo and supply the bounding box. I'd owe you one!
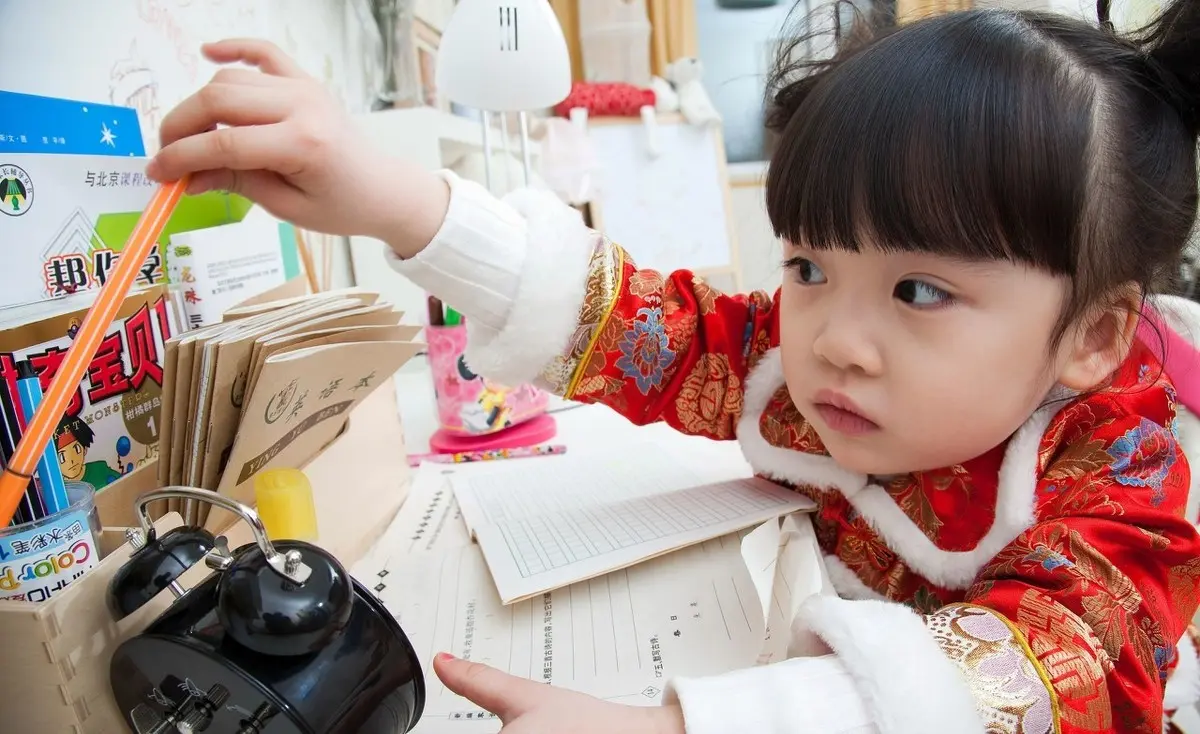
[55,414,122,489]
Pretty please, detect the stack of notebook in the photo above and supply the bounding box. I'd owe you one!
[152,286,422,528]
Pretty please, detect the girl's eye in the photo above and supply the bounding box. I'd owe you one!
[894,279,952,307]
[790,258,827,285]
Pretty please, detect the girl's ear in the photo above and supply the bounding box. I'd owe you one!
[1057,291,1141,391]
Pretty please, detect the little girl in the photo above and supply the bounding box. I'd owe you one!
[149,0,1200,731]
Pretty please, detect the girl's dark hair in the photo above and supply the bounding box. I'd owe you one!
[764,0,1200,343]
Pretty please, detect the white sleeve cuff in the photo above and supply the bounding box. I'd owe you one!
[386,170,528,334]
[665,655,878,734]
[386,171,597,388]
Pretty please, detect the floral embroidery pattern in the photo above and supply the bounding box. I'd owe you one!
[1106,417,1176,506]
[673,354,742,438]
[615,307,676,395]
[924,604,1056,734]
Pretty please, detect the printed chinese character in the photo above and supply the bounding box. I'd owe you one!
[10,539,30,555]
[27,347,83,417]
[42,136,49,144]
[319,378,342,399]
[86,332,133,402]
[121,172,131,186]
[352,371,377,392]
[180,266,196,283]
[19,135,26,143]
[125,303,163,389]
[138,244,162,284]
[66,521,83,540]
[97,170,108,186]
[44,255,90,296]
[184,288,202,304]
[6,135,13,143]
[92,249,117,286]
[286,390,309,422]
[85,171,96,187]
[108,172,119,187]
[154,295,174,342]
[30,533,50,550]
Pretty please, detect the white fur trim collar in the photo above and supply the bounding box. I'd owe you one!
[737,348,1058,590]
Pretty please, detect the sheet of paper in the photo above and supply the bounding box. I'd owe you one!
[755,514,835,663]
[351,464,473,584]
[370,532,769,734]
[451,450,815,604]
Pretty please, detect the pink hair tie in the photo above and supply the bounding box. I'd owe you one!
[1137,306,1200,414]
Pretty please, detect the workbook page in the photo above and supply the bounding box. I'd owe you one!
[373,533,768,733]
[451,450,815,604]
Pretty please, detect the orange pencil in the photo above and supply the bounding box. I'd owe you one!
[0,178,189,527]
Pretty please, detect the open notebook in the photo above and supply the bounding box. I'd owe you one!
[352,464,836,732]
[451,445,816,604]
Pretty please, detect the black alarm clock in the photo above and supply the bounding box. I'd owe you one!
[107,487,425,734]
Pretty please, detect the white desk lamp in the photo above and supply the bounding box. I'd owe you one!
[436,0,573,189]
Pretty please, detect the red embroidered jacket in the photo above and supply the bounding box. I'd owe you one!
[534,239,1200,733]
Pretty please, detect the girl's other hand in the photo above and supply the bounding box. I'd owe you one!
[433,653,687,734]
[147,39,447,257]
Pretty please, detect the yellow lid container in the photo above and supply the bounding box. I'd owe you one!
[254,468,319,542]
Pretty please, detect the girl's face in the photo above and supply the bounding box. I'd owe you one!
[778,243,1078,475]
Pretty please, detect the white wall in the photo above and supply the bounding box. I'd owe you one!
[0,0,384,289]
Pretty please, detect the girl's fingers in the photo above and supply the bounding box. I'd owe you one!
[433,653,545,722]
[186,169,297,214]
[157,83,297,147]
[201,39,309,79]
[149,123,306,182]
[209,66,286,87]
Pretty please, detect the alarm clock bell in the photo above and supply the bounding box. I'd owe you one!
[107,486,424,734]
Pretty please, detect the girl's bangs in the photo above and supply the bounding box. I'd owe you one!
[766,10,1095,273]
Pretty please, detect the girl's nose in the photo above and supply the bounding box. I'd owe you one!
[811,312,884,377]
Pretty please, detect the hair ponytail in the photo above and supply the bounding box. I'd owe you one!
[1129,0,1200,134]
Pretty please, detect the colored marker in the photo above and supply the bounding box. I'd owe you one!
[407,444,566,467]
[0,377,41,524]
[15,361,69,515]
[444,307,462,327]
[428,295,445,327]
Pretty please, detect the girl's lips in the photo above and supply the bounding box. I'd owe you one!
[813,403,880,436]
[811,389,879,436]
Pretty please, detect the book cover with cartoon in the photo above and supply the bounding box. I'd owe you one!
[0,286,176,491]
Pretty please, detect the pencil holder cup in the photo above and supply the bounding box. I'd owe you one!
[0,480,100,603]
[426,324,550,435]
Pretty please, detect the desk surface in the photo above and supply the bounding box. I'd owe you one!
[392,355,753,469]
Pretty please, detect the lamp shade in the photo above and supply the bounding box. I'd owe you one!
[436,0,573,111]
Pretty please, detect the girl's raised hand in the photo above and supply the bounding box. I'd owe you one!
[147,39,447,256]
[433,653,686,734]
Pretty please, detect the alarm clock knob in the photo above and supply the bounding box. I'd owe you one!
[218,540,353,656]
[175,684,228,733]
